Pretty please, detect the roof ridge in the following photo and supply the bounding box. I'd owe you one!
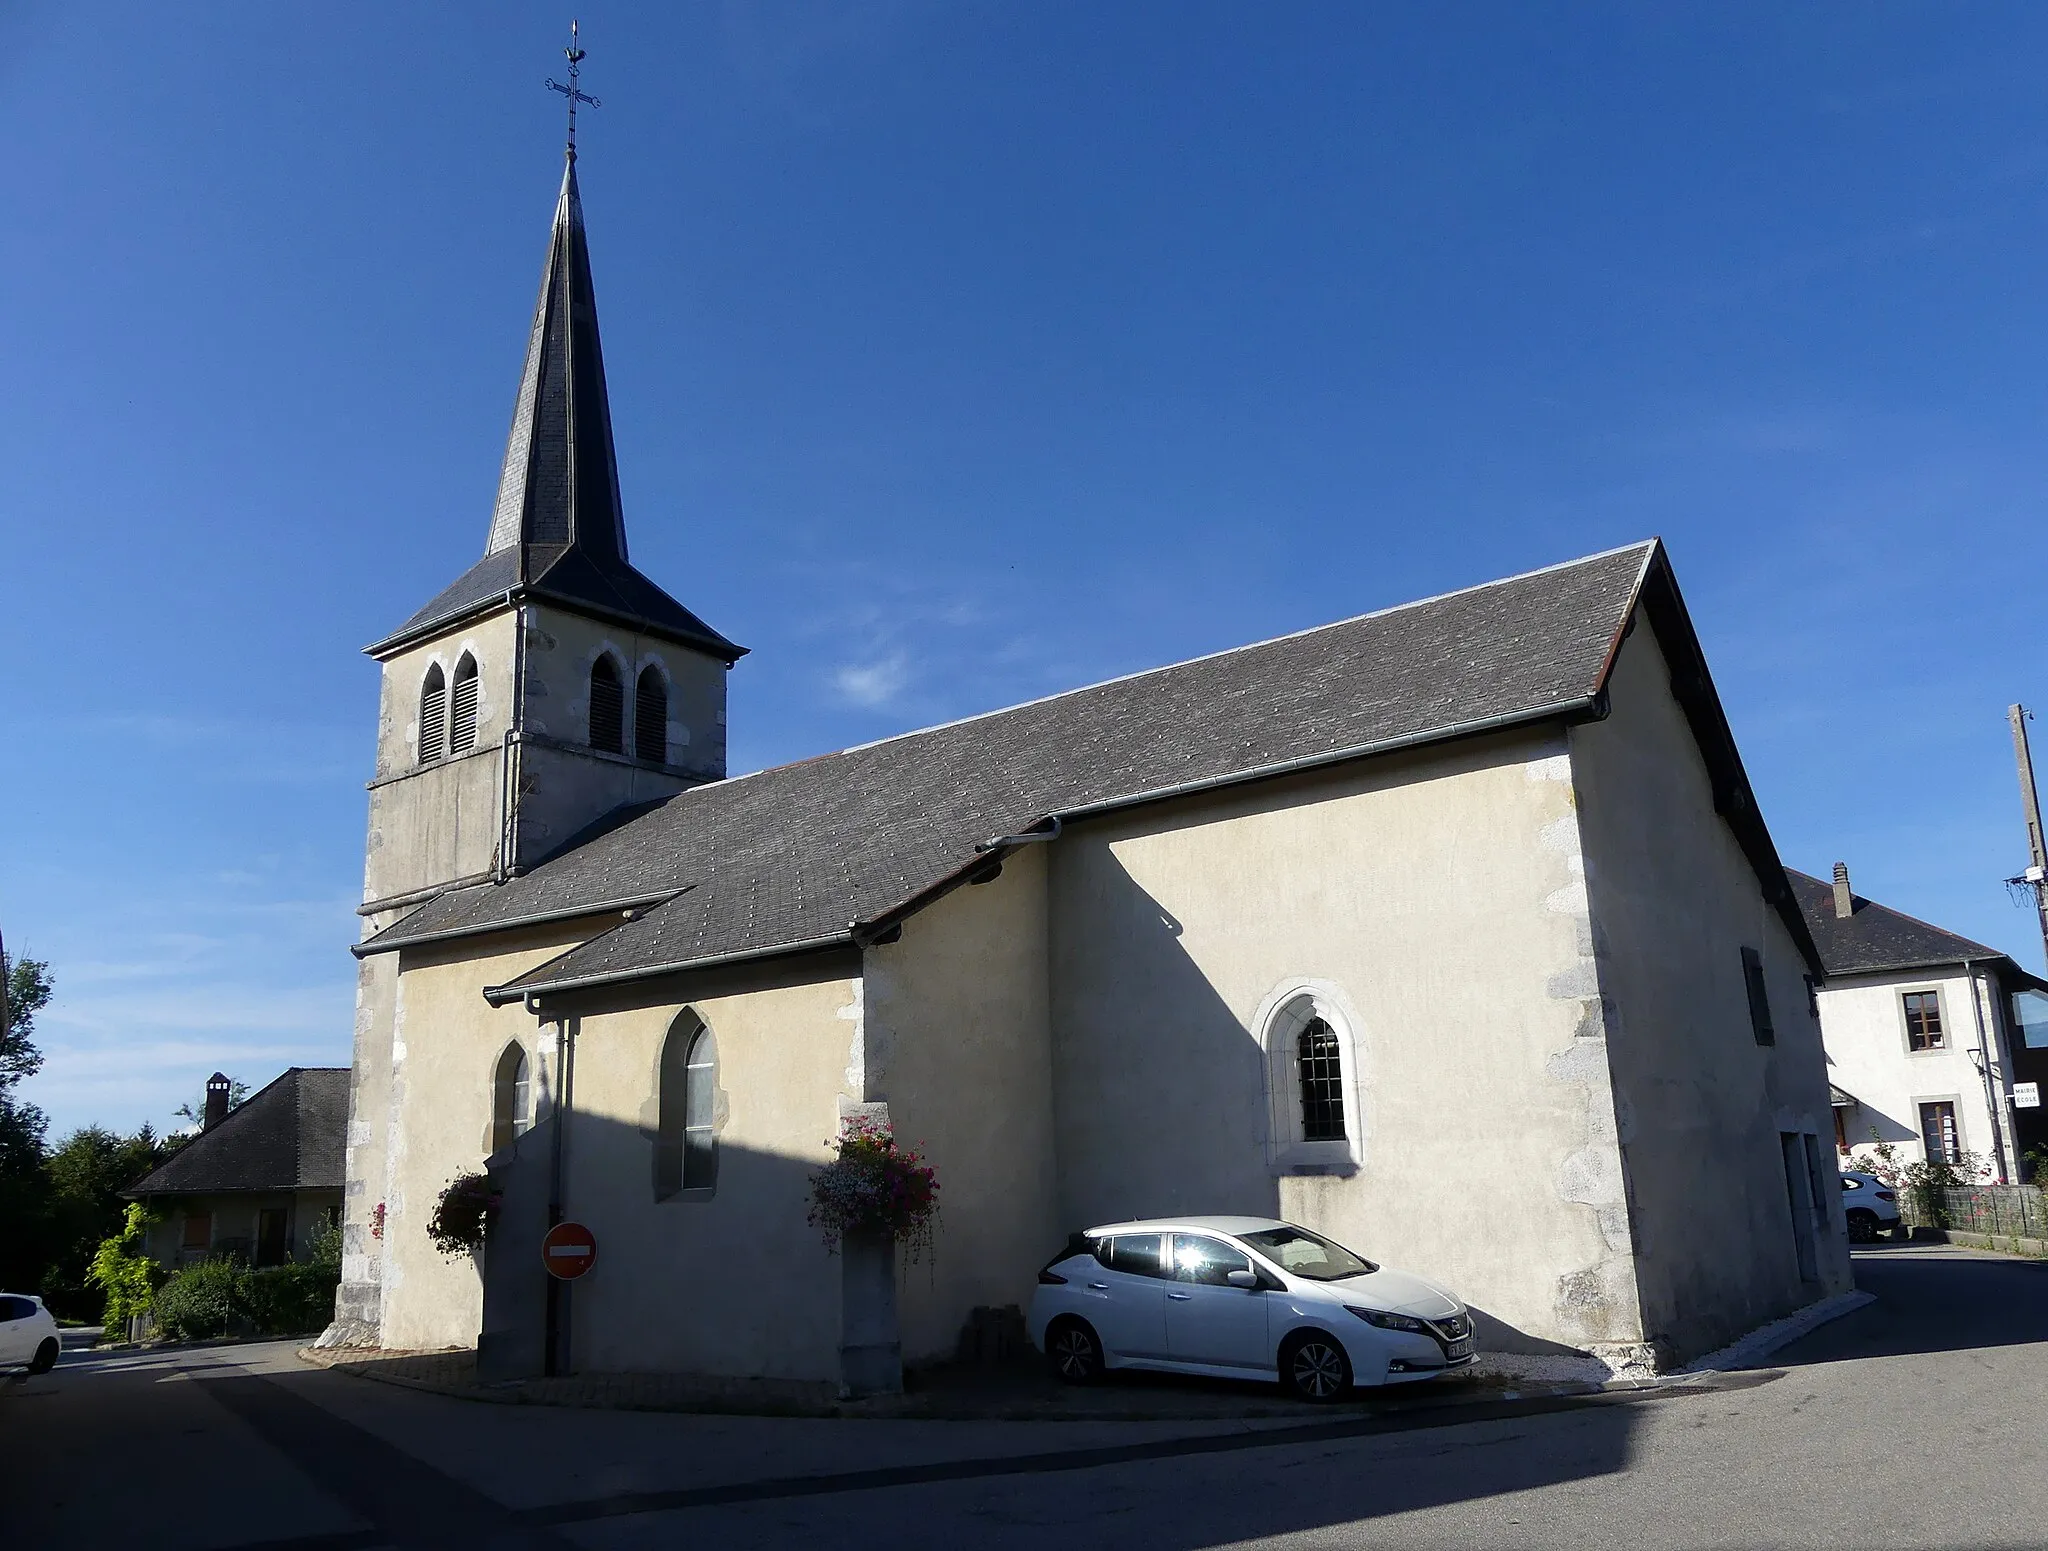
[689,540,1658,794]
[1789,866,2014,966]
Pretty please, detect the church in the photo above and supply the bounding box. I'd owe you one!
[325,145,1852,1385]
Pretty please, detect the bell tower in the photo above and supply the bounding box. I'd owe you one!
[357,154,745,921]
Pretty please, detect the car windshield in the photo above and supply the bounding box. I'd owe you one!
[1238,1224,1376,1281]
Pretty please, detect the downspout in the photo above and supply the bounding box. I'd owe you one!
[497,593,527,885]
[542,999,576,1376]
[1962,958,2011,1184]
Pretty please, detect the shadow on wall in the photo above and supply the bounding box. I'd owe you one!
[1050,848,1282,1228]
[475,1109,853,1383]
[1838,1101,1918,1151]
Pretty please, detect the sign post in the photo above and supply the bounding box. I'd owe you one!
[2013,1082,2040,1110]
[541,1220,598,1280]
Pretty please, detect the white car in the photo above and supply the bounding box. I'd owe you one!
[1840,1170,1902,1242]
[1029,1215,1473,1401]
[0,1293,59,1375]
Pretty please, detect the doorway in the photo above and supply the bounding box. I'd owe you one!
[256,1208,288,1267]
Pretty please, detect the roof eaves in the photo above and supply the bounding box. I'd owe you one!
[483,929,855,1008]
[354,888,689,959]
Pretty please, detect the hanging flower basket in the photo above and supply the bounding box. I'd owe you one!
[426,1173,501,1258]
[807,1116,940,1262]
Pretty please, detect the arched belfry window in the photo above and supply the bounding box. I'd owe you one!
[589,656,624,754]
[491,1042,531,1155]
[655,1012,718,1199]
[635,666,668,764]
[418,664,446,765]
[448,654,480,755]
[1262,990,1361,1173]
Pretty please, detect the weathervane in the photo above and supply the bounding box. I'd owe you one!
[546,19,602,160]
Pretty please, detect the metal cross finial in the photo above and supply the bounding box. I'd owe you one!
[546,19,602,160]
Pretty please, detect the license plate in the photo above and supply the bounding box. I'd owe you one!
[1445,1337,1473,1360]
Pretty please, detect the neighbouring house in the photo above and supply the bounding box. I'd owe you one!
[1790,865,2048,1182]
[127,1069,348,1268]
[322,146,1852,1384]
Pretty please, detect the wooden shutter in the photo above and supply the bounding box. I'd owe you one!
[448,657,479,754]
[589,659,624,753]
[635,668,667,763]
[1742,947,1775,1045]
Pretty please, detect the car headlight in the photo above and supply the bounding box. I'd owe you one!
[1347,1307,1426,1333]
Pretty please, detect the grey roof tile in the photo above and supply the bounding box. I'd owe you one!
[127,1069,350,1197]
[1788,868,2044,986]
[366,542,1665,986]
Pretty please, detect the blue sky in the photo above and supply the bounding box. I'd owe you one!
[10,2,2048,1135]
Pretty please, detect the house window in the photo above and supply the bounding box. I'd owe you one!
[491,1043,531,1154]
[1903,991,1945,1052]
[181,1213,211,1251]
[589,656,625,753]
[655,1012,718,1198]
[418,664,446,765]
[1740,947,1775,1045]
[1919,1100,1960,1164]
[1297,1019,1346,1141]
[635,667,667,764]
[1262,990,1359,1170]
[448,653,480,755]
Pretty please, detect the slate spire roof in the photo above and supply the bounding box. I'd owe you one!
[368,159,743,662]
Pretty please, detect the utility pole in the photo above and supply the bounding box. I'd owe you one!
[2009,705,2048,972]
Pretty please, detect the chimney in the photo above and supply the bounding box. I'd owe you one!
[1831,863,1854,920]
[204,1072,231,1131]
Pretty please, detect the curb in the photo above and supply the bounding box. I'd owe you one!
[1678,1290,1875,1376]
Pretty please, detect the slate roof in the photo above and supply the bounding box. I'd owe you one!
[355,538,1819,998]
[1787,869,2048,988]
[127,1069,349,1197]
[367,160,741,662]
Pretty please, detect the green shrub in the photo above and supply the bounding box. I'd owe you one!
[87,1203,164,1338]
[241,1262,339,1336]
[154,1258,247,1340]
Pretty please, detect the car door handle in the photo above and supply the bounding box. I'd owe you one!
[1167,1291,1193,1301]
[1087,1282,1110,1291]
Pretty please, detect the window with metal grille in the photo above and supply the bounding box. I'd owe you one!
[418,664,446,764]
[1297,1017,1346,1141]
[635,666,667,764]
[1741,946,1775,1045]
[588,656,624,752]
[655,1011,718,1198]
[1902,990,1945,1051]
[448,654,479,755]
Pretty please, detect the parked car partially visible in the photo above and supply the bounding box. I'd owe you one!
[1840,1170,1901,1242]
[0,1294,59,1374]
[1028,1215,1473,1401]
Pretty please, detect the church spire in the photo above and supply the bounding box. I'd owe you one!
[483,155,628,567]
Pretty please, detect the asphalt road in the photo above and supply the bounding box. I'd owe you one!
[4,1244,2043,1550]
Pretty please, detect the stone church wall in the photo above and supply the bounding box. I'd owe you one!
[863,845,1060,1368]
[1045,728,1645,1356]
[1570,608,1851,1361]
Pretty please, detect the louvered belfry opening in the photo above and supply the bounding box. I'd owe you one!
[635,667,667,764]
[589,656,625,753]
[418,665,447,765]
[448,655,480,755]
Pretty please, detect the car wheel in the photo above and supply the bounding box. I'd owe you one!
[1046,1318,1104,1385]
[1846,1209,1880,1244]
[1280,1330,1353,1402]
[28,1338,57,1375]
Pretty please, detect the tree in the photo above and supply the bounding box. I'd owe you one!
[0,951,54,1293]
[173,1077,250,1130]
[38,1123,180,1318]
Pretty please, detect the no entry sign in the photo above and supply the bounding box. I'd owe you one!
[541,1221,598,1280]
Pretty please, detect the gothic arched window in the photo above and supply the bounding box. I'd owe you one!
[635,666,668,764]
[1297,1018,1346,1141]
[491,1042,531,1155]
[589,655,624,753]
[1262,991,1361,1172]
[448,653,480,755]
[418,664,446,766]
[655,1012,718,1199]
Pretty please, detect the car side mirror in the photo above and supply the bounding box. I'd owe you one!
[1226,1269,1259,1290]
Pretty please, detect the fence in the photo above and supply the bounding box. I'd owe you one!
[1925,1185,2048,1241]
